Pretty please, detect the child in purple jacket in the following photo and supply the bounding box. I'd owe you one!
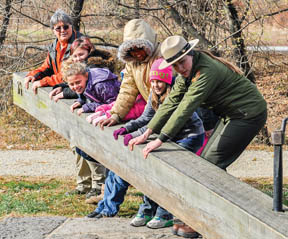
[61,60,120,115]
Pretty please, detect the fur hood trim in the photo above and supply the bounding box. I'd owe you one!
[117,38,154,63]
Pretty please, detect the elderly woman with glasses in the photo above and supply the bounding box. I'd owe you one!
[24,9,82,94]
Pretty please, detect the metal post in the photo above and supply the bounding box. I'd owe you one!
[271,117,288,212]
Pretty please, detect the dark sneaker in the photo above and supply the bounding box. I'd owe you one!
[85,211,100,218]
[65,189,86,196]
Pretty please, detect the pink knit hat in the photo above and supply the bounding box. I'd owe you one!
[149,58,172,85]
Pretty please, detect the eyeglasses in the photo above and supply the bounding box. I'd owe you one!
[54,25,70,32]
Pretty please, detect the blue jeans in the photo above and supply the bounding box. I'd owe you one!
[138,195,173,220]
[137,133,204,219]
[76,147,97,162]
[92,134,205,218]
[95,170,130,216]
[176,133,205,153]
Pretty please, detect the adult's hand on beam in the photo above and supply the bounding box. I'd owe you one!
[32,81,41,95]
[128,134,147,151]
[49,87,63,101]
[24,76,36,89]
[142,139,163,159]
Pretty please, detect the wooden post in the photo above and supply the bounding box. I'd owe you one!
[13,73,288,239]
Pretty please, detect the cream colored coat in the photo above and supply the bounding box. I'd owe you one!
[110,19,161,121]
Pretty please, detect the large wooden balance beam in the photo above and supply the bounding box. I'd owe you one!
[13,72,288,239]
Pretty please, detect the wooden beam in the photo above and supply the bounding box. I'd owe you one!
[13,72,288,239]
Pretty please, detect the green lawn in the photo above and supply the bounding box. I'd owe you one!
[0,177,287,218]
[0,177,142,218]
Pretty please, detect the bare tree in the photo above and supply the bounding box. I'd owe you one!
[224,0,256,83]
[134,0,140,18]
[68,0,85,31]
[0,0,13,49]
[0,0,287,143]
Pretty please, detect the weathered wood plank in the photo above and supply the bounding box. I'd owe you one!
[13,72,288,239]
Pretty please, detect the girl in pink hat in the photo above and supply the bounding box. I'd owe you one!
[86,58,204,225]
[105,59,204,229]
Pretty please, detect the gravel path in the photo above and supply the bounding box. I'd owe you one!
[0,150,75,177]
[0,149,287,178]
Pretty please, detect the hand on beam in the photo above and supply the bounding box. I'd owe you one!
[98,118,117,130]
[142,139,162,159]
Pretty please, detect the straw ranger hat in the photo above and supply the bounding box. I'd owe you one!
[159,36,199,69]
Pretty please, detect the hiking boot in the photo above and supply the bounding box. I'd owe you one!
[177,224,201,238]
[85,194,104,204]
[85,188,101,199]
[172,219,185,235]
[146,216,173,229]
[65,189,86,196]
[130,214,152,227]
[85,184,105,204]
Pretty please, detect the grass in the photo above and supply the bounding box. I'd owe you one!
[0,176,142,219]
[0,176,287,219]
[243,178,288,206]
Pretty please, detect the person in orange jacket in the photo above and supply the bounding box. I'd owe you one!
[24,9,82,94]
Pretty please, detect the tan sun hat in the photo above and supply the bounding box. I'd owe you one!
[159,35,199,70]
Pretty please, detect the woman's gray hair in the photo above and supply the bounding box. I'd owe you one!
[50,9,73,29]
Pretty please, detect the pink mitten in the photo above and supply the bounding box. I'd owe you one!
[123,134,133,146]
[113,127,127,140]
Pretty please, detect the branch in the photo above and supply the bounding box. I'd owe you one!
[159,0,213,47]
[146,15,173,36]
[114,0,186,11]
[211,7,288,50]
[239,0,251,25]
[16,38,54,44]
[10,5,50,28]
[80,13,131,21]
[22,45,47,58]
[192,5,230,32]
[87,36,119,48]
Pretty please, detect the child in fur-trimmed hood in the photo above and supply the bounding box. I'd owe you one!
[98,18,161,128]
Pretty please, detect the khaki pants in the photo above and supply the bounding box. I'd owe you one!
[75,151,92,192]
[86,160,106,190]
[73,146,106,191]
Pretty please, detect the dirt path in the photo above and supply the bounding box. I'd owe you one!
[0,149,287,178]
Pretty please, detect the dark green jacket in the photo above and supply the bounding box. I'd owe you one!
[147,51,267,141]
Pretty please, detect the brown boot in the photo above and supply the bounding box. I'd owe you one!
[171,220,185,235]
[177,224,201,238]
[85,184,104,204]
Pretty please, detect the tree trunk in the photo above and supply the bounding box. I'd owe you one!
[159,0,213,48]
[0,0,13,49]
[225,1,256,83]
[70,0,85,32]
[134,0,140,18]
